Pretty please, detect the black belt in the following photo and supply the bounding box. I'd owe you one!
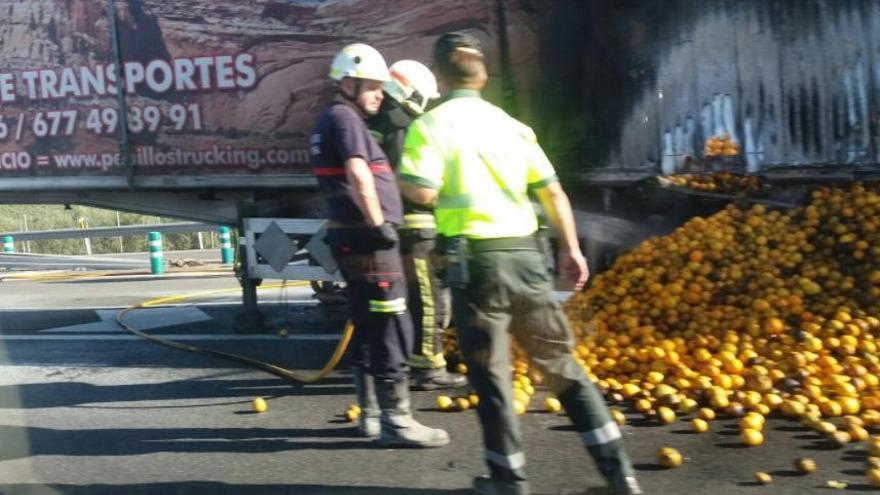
[468,236,539,252]
[327,221,400,230]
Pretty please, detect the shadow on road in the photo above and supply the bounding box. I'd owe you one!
[0,482,473,494]
[0,424,382,461]
[767,469,802,477]
[632,463,665,472]
[0,377,351,409]
[0,309,101,332]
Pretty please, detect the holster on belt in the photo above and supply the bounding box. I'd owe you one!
[437,233,550,288]
[536,226,555,274]
[436,235,470,289]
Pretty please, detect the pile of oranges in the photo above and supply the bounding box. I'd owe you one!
[662,172,760,194]
[423,182,880,484]
[562,183,880,441]
[556,182,880,484]
[703,133,739,158]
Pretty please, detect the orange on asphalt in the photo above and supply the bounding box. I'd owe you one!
[741,428,764,446]
[657,447,683,468]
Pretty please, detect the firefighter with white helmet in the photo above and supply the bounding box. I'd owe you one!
[367,59,467,392]
[310,43,449,448]
[384,59,441,115]
[329,43,391,83]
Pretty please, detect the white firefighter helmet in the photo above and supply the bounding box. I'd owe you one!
[329,43,391,82]
[384,60,440,115]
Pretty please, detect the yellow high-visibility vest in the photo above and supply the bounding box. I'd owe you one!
[399,90,558,239]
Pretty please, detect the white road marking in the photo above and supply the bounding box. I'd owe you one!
[40,320,124,334]
[96,309,121,321]
[120,306,214,330]
[41,307,216,333]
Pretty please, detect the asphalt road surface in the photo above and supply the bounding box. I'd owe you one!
[0,270,876,494]
[0,249,223,272]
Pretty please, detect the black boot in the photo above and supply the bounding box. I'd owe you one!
[353,369,380,438]
[410,367,467,391]
[607,476,643,495]
[472,475,531,495]
[580,476,643,495]
[375,377,450,448]
[558,383,640,495]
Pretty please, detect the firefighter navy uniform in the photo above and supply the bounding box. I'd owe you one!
[310,83,449,449]
[311,96,413,383]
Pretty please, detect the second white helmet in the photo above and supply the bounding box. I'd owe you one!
[329,43,391,82]
[384,60,440,115]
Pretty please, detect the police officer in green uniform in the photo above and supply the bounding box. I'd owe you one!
[398,33,642,494]
[367,59,467,391]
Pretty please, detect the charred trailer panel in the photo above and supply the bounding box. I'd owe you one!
[518,0,880,184]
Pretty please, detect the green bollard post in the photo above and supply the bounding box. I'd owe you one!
[2,236,13,253]
[219,226,234,265]
[149,231,164,274]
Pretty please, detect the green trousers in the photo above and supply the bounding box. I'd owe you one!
[452,248,635,484]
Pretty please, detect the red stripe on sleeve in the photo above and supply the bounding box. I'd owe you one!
[313,167,346,176]
[314,163,390,176]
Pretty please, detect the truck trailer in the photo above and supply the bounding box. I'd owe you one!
[2,0,880,296]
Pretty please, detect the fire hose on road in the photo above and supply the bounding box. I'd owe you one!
[115,283,355,384]
[4,266,355,382]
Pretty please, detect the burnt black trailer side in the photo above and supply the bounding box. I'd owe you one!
[522,0,880,184]
[510,0,880,269]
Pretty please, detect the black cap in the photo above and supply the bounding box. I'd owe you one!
[433,32,484,65]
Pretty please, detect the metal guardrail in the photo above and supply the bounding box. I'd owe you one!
[0,222,215,241]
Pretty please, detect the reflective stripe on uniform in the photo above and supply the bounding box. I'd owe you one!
[403,213,436,229]
[580,421,622,446]
[436,190,530,211]
[369,297,407,314]
[436,194,473,210]
[413,258,436,357]
[408,352,446,368]
[486,449,526,470]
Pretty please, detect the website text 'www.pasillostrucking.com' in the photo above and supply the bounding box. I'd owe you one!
[0,145,310,172]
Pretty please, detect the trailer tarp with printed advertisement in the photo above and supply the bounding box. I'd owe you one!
[3,0,880,194]
[0,0,525,190]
